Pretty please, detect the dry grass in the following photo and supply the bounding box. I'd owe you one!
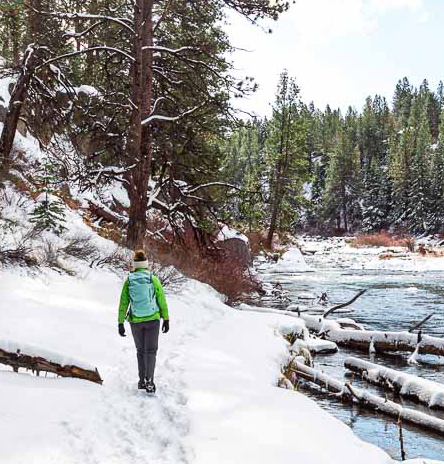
[351,232,414,249]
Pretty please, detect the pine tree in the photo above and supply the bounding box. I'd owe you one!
[323,108,361,232]
[265,70,308,246]
[428,115,444,232]
[359,95,393,231]
[30,159,67,235]
[393,77,413,129]
[409,104,431,233]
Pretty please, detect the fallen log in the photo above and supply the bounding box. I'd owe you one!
[301,314,444,357]
[344,357,444,410]
[0,341,102,385]
[285,359,444,435]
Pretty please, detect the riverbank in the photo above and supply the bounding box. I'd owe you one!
[252,238,444,460]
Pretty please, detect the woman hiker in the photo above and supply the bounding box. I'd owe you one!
[118,250,170,394]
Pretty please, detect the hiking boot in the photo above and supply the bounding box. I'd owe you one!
[138,379,146,390]
[146,379,156,394]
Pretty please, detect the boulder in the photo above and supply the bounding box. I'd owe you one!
[218,238,252,268]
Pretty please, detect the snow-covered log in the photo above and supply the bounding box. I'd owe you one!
[285,360,444,434]
[292,338,338,355]
[238,305,338,354]
[344,357,444,410]
[301,314,444,357]
[0,342,102,385]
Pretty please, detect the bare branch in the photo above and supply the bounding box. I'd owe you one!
[323,290,367,318]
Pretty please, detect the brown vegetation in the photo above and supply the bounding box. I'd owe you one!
[350,232,414,249]
[144,231,261,305]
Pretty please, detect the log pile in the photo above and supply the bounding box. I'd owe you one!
[0,344,103,385]
[281,358,444,435]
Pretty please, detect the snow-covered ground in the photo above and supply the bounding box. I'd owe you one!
[298,236,444,271]
[0,256,441,463]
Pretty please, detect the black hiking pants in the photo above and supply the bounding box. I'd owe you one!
[130,320,160,382]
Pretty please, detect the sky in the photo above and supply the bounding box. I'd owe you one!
[226,0,444,117]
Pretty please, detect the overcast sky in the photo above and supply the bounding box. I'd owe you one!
[226,0,443,117]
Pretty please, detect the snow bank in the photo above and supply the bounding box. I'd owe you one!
[183,305,391,464]
[269,247,314,273]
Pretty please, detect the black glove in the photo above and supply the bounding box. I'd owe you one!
[162,320,170,334]
[118,323,126,337]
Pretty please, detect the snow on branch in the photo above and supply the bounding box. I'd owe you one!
[36,47,135,72]
[152,68,183,86]
[186,182,238,194]
[142,102,205,126]
[63,21,107,40]
[143,46,198,54]
[24,8,136,35]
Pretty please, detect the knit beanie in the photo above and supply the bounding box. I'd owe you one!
[133,249,148,269]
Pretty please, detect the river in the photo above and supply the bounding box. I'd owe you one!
[256,244,444,461]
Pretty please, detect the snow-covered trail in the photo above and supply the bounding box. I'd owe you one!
[0,269,223,464]
[1,267,441,464]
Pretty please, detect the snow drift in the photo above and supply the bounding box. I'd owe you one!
[269,247,314,273]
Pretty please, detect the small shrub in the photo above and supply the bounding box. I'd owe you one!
[404,237,416,253]
[143,233,261,304]
[0,218,39,267]
[62,235,98,260]
[89,246,131,273]
[40,239,60,268]
[351,232,414,249]
[0,243,37,267]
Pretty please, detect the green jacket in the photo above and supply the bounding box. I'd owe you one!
[118,268,169,324]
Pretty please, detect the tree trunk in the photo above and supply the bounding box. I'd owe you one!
[266,167,283,248]
[342,182,348,232]
[85,0,99,79]
[126,0,155,249]
[0,49,37,175]
[266,105,288,249]
[9,8,21,67]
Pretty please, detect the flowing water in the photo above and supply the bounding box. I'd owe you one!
[257,251,444,461]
